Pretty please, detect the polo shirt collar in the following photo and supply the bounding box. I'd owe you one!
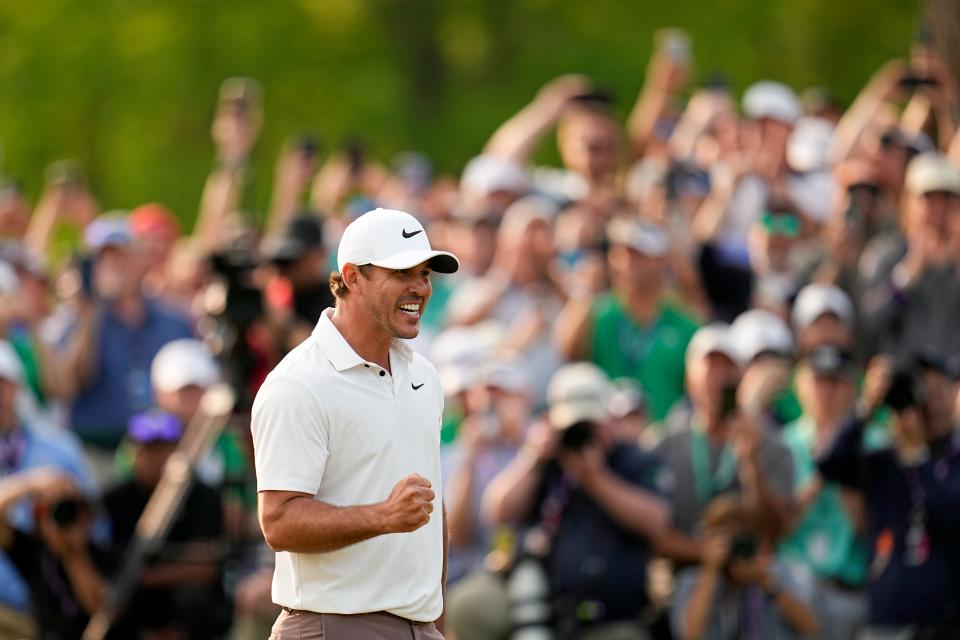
[312,308,414,373]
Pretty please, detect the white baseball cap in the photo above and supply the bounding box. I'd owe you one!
[730,309,794,363]
[787,117,834,173]
[151,339,221,393]
[743,81,801,125]
[547,362,612,430]
[336,208,459,274]
[0,340,23,384]
[685,323,741,368]
[792,283,854,330]
[460,154,530,198]
[0,261,19,297]
[606,218,670,257]
[905,152,960,196]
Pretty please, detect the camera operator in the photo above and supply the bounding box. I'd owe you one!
[671,495,819,640]
[0,468,107,640]
[817,356,960,637]
[482,362,671,639]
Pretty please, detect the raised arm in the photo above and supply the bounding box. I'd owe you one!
[484,75,592,163]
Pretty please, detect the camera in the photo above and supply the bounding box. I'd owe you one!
[884,367,926,413]
[728,533,759,563]
[51,497,87,528]
[558,420,595,453]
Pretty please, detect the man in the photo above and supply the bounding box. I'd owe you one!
[103,410,230,639]
[58,215,193,478]
[779,347,876,640]
[555,218,699,423]
[654,324,795,566]
[0,340,93,638]
[477,362,671,639]
[791,283,855,356]
[860,152,960,360]
[251,208,459,638]
[818,359,960,636]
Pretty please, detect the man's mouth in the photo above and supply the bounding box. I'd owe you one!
[398,302,421,318]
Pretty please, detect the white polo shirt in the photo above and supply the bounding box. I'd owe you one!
[251,308,444,622]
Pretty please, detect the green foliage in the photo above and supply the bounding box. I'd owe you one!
[0,0,919,226]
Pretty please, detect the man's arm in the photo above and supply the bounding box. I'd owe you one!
[257,474,434,553]
[482,421,554,525]
[654,528,705,565]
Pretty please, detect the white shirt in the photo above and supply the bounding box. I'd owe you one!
[251,308,445,621]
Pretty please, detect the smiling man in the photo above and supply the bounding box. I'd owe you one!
[251,208,459,639]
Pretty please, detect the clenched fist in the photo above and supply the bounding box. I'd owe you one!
[380,474,435,534]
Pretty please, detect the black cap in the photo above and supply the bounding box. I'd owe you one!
[262,214,324,264]
[803,346,857,379]
[912,350,960,381]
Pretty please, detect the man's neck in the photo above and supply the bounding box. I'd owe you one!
[330,306,393,371]
[111,291,146,326]
[616,283,662,325]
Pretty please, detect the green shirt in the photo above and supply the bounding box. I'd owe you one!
[10,332,45,407]
[589,293,699,422]
[778,417,887,585]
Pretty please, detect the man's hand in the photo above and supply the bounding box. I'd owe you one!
[520,420,558,465]
[559,442,605,489]
[380,474,435,533]
[534,74,593,119]
[737,358,791,418]
[701,534,730,572]
[859,355,892,418]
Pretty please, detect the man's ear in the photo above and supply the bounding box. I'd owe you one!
[341,264,360,292]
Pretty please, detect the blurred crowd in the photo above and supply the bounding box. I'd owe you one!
[1,26,960,640]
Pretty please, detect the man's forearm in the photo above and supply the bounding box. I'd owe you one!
[481,453,543,525]
[62,552,107,615]
[682,568,720,640]
[259,496,388,553]
[585,469,669,539]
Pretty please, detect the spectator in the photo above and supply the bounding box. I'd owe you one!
[476,363,671,639]
[654,324,795,566]
[0,341,93,638]
[861,152,960,361]
[442,360,530,583]
[0,469,107,640]
[103,410,231,639]
[817,358,960,635]
[555,218,699,423]
[58,215,193,483]
[0,181,30,240]
[671,495,819,640]
[779,347,879,640]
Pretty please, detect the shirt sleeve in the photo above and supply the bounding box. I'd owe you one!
[251,376,330,494]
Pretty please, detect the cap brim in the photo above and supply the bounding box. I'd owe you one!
[549,401,608,431]
[370,249,460,274]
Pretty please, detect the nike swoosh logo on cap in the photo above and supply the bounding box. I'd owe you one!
[412,383,425,390]
[402,229,423,238]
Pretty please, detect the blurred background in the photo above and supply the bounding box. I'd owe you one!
[0,0,935,225]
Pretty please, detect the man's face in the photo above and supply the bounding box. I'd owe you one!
[558,110,621,182]
[133,441,177,488]
[922,369,958,439]
[0,378,17,431]
[608,245,663,291]
[906,191,960,261]
[352,261,432,340]
[796,367,856,425]
[94,246,142,299]
[0,191,29,238]
[687,352,740,417]
[799,314,852,353]
[155,385,205,424]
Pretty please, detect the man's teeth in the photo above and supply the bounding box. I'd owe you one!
[399,304,420,313]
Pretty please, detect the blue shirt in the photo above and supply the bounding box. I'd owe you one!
[0,425,95,610]
[67,298,192,448]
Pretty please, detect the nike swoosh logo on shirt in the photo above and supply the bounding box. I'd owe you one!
[402,229,423,239]
[412,383,425,390]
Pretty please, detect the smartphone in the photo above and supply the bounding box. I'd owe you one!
[78,254,96,298]
[655,28,691,64]
[45,160,84,189]
[218,77,263,120]
[900,74,938,89]
[720,384,739,420]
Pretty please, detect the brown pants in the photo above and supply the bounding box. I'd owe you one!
[269,608,445,640]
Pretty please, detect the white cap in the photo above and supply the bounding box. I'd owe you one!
[905,152,960,196]
[431,322,504,396]
[685,323,741,368]
[787,117,834,172]
[151,339,221,393]
[0,340,23,383]
[460,154,530,198]
[0,260,19,296]
[792,283,854,331]
[743,81,801,125]
[547,362,612,429]
[730,309,794,363]
[476,359,529,394]
[336,208,459,274]
[606,218,670,256]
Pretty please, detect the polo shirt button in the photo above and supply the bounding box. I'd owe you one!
[379,371,386,377]
[364,364,369,368]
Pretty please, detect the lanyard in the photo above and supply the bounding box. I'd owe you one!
[690,427,737,502]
